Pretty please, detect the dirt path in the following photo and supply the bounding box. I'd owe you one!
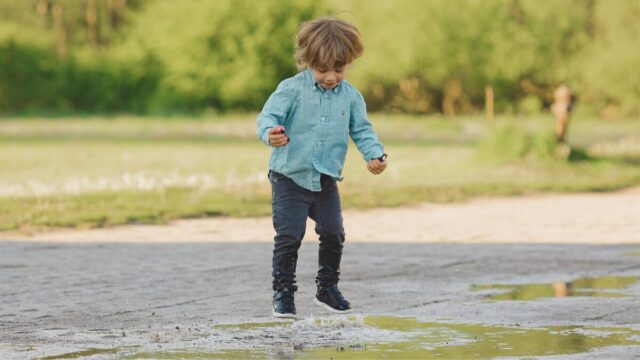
[3,186,639,244]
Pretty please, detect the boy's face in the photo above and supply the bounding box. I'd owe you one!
[312,65,348,90]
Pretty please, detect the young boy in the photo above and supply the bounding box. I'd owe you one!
[257,17,387,318]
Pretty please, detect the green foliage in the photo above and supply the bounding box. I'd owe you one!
[114,0,326,112]
[477,122,558,163]
[570,1,640,117]
[518,95,544,116]
[69,53,163,113]
[0,42,60,112]
[335,0,593,114]
[0,0,640,115]
[0,41,163,113]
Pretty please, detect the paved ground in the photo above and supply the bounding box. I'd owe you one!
[1,188,640,358]
[1,241,640,359]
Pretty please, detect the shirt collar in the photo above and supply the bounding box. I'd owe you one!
[306,68,341,94]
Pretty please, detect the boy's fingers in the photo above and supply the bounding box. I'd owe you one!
[366,159,387,175]
[270,134,289,147]
[269,126,285,134]
[269,133,287,142]
[367,162,382,174]
[370,159,386,169]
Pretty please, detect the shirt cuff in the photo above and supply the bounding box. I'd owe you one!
[261,129,272,146]
[365,146,384,161]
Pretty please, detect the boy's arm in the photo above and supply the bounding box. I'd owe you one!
[349,91,384,161]
[257,80,294,146]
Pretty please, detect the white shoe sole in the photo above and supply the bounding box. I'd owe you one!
[272,308,297,319]
[313,297,353,314]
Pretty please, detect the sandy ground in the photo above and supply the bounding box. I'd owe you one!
[3,186,639,244]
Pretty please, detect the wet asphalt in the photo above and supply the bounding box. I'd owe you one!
[1,241,640,359]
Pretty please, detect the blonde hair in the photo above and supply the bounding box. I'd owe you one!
[295,17,363,71]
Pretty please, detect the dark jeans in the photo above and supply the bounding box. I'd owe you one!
[269,170,345,292]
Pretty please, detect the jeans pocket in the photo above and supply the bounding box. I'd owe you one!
[269,170,287,183]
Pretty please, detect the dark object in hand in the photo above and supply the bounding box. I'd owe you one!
[372,153,387,162]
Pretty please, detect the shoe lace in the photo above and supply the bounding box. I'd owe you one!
[328,286,346,303]
[276,289,295,308]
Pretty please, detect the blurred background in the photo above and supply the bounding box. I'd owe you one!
[1,0,639,233]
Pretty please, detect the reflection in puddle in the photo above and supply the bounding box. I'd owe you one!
[121,316,640,359]
[472,275,637,300]
[623,251,640,257]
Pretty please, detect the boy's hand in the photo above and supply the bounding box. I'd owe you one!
[268,126,289,147]
[367,155,387,175]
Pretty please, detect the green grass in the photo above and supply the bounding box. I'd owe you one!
[1,114,639,233]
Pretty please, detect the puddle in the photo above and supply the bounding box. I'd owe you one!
[623,251,640,257]
[109,316,640,359]
[471,275,637,300]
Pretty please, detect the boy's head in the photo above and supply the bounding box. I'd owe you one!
[295,17,363,76]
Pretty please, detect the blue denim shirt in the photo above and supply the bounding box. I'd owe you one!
[257,69,384,192]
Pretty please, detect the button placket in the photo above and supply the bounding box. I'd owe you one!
[312,89,332,181]
[319,90,332,141]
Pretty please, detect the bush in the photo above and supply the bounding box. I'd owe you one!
[0,42,61,112]
[477,122,558,163]
[59,53,164,113]
[0,41,163,114]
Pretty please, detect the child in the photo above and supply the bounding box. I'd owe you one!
[257,17,387,318]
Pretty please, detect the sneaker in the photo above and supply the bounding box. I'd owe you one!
[272,289,297,318]
[314,285,352,314]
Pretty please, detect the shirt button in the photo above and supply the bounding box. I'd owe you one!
[321,117,326,121]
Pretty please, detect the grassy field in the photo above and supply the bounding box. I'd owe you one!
[1,114,639,233]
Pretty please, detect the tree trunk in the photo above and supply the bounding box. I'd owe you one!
[107,0,127,29]
[36,0,50,28]
[52,3,67,59]
[442,79,462,116]
[485,85,494,125]
[86,0,99,48]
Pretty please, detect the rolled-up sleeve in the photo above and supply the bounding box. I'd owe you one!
[349,91,384,161]
[257,80,293,146]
